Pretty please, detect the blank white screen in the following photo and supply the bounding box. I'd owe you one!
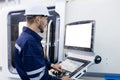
[65,23,92,48]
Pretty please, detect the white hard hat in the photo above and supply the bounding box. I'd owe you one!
[24,4,50,16]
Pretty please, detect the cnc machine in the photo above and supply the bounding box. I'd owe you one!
[0,1,101,80]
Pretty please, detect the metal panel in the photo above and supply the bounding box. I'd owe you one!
[66,0,120,75]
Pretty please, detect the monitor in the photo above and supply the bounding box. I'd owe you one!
[64,20,95,52]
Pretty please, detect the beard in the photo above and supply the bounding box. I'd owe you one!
[38,24,44,33]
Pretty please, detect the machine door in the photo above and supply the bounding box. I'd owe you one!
[8,10,25,73]
[46,9,60,63]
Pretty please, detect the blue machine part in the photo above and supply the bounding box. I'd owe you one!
[105,75,120,80]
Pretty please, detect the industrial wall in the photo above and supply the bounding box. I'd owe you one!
[66,0,120,74]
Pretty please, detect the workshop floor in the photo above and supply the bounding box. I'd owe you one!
[0,77,105,80]
[81,76,104,80]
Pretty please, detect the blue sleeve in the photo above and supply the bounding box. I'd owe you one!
[21,40,61,80]
[14,47,30,80]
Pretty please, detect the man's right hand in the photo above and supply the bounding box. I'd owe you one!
[62,76,72,80]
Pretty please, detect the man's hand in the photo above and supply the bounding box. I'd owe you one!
[62,76,72,80]
[51,64,62,72]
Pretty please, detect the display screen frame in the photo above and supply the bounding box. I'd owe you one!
[64,20,95,52]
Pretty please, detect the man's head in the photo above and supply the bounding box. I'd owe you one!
[25,4,50,33]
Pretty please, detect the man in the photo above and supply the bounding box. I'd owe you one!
[14,4,71,80]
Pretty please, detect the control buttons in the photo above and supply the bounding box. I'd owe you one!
[52,70,71,78]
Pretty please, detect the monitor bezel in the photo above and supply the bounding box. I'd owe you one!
[64,20,95,52]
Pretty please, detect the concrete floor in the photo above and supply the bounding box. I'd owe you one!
[0,70,105,80]
[0,76,105,80]
[0,73,105,80]
[81,76,104,80]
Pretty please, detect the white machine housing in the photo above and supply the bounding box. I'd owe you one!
[0,4,64,79]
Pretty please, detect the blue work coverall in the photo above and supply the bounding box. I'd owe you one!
[14,27,61,80]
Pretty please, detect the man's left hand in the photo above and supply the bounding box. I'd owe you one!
[51,64,62,72]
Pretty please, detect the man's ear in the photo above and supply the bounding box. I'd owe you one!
[34,16,41,23]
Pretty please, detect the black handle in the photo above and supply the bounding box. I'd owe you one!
[94,55,102,64]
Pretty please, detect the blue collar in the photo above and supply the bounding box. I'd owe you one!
[23,26,42,42]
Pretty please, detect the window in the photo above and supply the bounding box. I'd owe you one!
[8,10,25,73]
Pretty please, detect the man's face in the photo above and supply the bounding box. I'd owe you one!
[38,16,48,33]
